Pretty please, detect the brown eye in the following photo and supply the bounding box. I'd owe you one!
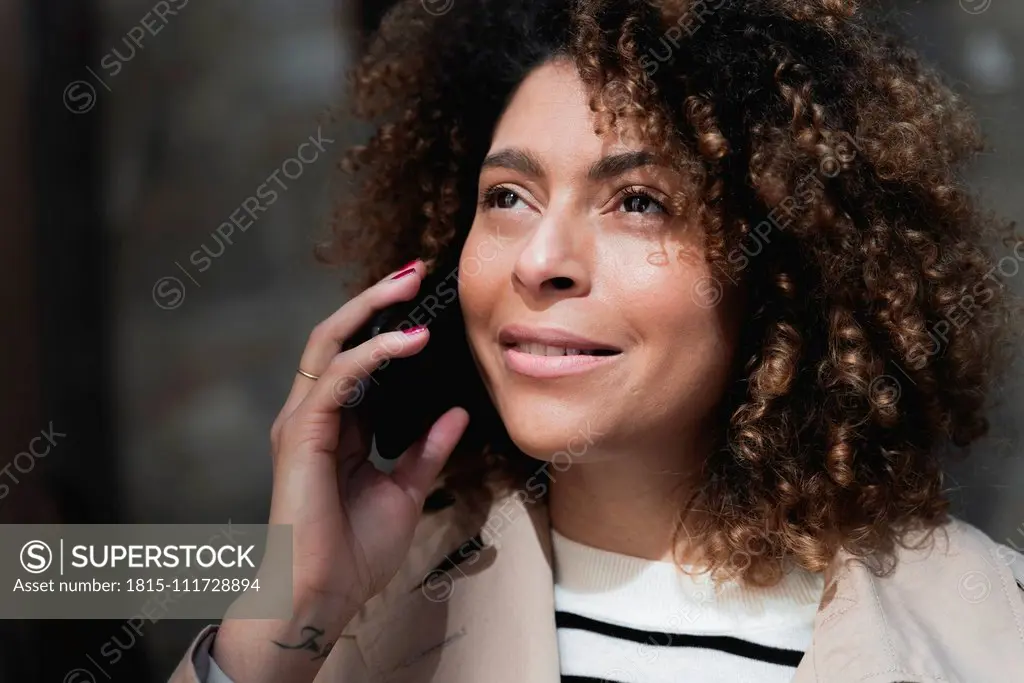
[494,190,519,208]
[619,190,666,214]
[481,186,525,210]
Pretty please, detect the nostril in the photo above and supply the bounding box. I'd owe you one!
[550,276,574,290]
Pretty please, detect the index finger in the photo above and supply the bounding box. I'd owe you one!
[281,261,425,418]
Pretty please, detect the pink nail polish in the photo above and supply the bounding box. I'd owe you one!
[403,325,427,335]
[391,266,417,280]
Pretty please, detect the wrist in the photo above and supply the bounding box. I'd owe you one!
[212,592,359,683]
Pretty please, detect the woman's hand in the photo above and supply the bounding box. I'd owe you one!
[211,260,469,683]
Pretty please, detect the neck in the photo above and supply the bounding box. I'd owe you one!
[547,437,708,563]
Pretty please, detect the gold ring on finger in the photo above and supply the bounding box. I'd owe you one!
[296,368,320,381]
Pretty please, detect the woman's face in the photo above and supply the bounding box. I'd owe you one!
[459,57,744,465]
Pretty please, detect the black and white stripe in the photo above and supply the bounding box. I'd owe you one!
[551,528,822,683]
[557,610,805,667]
[555,610,805,683]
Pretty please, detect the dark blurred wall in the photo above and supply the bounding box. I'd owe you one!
[3,0,150,679]
[0,0,48,673]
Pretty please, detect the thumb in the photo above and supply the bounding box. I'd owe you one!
[390,407,470,508]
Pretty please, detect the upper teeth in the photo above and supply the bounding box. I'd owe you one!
[515,343,592,356]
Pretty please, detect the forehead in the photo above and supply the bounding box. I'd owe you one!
[488,58,631,162]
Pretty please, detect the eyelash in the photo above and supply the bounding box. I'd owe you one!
[619,185,669,214]
[479,185,520,210]
[478,184,669,214]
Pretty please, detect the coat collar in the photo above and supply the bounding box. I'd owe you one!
[793,521,1024,683]
[343,491,1024,683]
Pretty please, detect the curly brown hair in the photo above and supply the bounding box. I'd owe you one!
[318,0,1021,585]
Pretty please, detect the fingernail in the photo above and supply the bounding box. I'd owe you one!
[403,325,427,335]
[398,259,419,270]
[391,266,417,281]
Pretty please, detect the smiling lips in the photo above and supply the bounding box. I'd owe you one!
[498,325,622,378]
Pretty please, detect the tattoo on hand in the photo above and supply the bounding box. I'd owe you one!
[272,626,335,661]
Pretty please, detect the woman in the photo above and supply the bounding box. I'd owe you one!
[171,1,1024,681]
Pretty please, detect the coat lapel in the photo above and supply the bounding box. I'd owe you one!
[348,493,561,683]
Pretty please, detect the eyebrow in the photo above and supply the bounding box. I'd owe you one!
[480,148,661,181]
[587,150,659,181]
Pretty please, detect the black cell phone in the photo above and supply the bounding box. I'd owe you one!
[341,258,507,460]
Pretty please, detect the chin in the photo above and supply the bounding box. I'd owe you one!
[497,397,608,464]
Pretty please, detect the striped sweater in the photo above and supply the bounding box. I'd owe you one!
[551,528,824,683]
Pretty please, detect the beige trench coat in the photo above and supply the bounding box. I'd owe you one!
[170,490,1024,683]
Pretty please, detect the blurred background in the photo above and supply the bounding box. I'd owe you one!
[1,0,1022,679]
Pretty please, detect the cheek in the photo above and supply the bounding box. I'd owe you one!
[617,242,717,330]
[623,250,741,390]
[457,227,506,345]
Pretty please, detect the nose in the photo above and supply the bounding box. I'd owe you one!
[511,203,591,301]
